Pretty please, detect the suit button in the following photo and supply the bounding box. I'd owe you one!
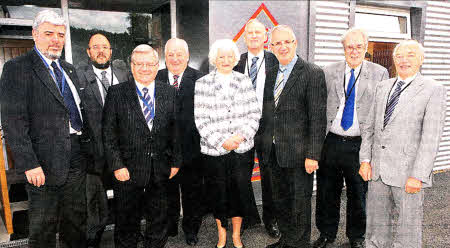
[382,146,386,149]
[337,107,339,109]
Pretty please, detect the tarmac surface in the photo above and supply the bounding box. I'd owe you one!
[96,170,450,248]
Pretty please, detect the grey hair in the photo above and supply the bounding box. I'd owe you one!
[164,38,189,55]
[32,10,66,30]
[340,27,369,50]
[393,39,425,58]
[269,25,297,44]
[131,44,159,62]
[208,39,240,67]
[244,18,266,33]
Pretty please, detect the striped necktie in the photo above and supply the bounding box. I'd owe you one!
[249,56,259,89]
[100,71,110,99]
[173,74,179,89]
[384,81,405,128]
[142,87,155,124]
[274,67,286,107]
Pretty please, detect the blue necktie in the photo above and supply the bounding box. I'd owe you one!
[249,56,259,89]
[142,87,155,124]
[51,62,83,131]
[341,69,355,131]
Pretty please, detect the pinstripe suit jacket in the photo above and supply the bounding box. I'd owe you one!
[102,77,182,186]
[256,56,327,169]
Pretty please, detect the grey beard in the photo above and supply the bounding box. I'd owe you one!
[44,50,62,60]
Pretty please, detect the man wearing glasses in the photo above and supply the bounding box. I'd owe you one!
[77,33,128,248]
[102,45,181,248]
[257,25,327,248]
[313,28,388,248]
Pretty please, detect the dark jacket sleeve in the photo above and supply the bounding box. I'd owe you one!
[306,65,327,161]
[0,60,39,173]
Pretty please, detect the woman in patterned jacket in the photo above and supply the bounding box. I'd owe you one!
[194,39,261,248]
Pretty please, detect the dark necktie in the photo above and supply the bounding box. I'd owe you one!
[142,87,155,124]
[51,61,83,131]
[173,74,179,89]
[384,81,405,128]
[100,70,110,96]
[249,56,259,89]
[341,69,356,130]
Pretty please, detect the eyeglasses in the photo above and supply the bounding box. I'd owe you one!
[271,40,295,47]
[394,53,418,61]
[132,62,158,69]
[345,45,365,52]
[89,45,111,51]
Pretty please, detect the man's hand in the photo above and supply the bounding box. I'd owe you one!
[169,167,179,179]
[222,137,240,151]
[230,134,245,144]
[359,162,372,181]
[405,177,422,194]
[305,158,318,174]
[114,168,130,181]
[25,166,45,187]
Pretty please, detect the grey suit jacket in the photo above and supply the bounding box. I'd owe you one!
[359,73,446,188]
[324,60,388,134]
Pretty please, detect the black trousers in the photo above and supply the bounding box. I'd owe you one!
[270,145,312,248]
[205,150,257,228]
[258,154,277,226]
[315,132,367,241]
[113,167,169,248]
[167,155,205,236]
[26,135,87,248]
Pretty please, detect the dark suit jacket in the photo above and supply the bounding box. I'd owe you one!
[155,66,204,164]
[77,63,128,174]
[0,49,89,186]
[102,77,182,186]
[256,56,327,174]
[234,50,278,75]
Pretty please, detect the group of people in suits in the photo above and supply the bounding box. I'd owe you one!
[0,9,445,248]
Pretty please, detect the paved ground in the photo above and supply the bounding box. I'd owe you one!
[97,170,450,248]
[2,170,449,248]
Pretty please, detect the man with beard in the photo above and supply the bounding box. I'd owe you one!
[77,33,128,247]
[0,10,89,247]
[155,38,205,246]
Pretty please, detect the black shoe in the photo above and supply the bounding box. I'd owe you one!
[185,233,199,246]
[350,240,365,248]
[265,222,281,239]
[266,241,283,248]
[312,236,334,248]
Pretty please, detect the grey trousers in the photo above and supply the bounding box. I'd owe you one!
[365,179,424,248]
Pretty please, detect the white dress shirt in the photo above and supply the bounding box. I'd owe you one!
[135,80,156,131]
[168,70,185,87]
[36,48,83,134]
[92,66,119,103]
[244,50,266,110]
[330,62,363,136]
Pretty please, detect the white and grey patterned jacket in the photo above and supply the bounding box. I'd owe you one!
[194,70,261,156]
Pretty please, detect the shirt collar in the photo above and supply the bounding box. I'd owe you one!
[92,65,111,76]
[397,73,418,85]
[135,80,155,94]
[168,70,184,82]
[345,61,363,76]
[248,50,265,62]
[35,46,60,68]
[280,55,298,71]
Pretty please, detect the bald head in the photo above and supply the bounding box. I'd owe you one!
[87,33,112,69]
[164,38,189,75]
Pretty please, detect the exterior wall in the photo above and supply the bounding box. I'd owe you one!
[422,1,450,170]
